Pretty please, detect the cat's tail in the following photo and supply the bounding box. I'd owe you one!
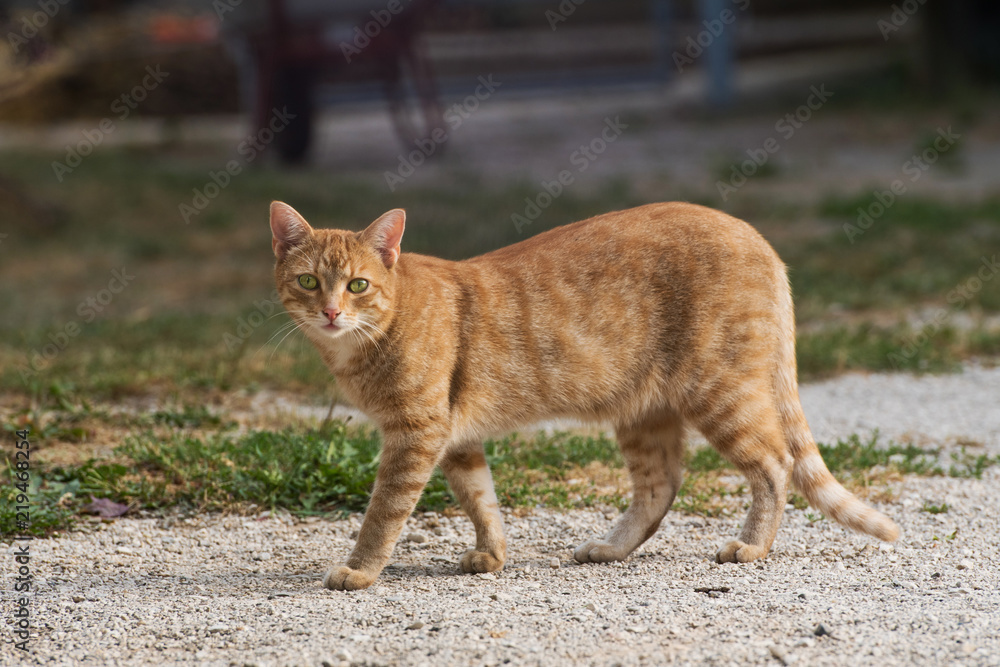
[783,407,900,542]
[773,278,899,542]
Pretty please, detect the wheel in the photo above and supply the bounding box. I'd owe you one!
[384,43,447,152]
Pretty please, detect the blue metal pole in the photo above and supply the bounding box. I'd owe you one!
[700,0,734,108]
[652,0,674,82]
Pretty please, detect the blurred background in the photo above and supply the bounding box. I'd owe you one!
[1,0,999,425]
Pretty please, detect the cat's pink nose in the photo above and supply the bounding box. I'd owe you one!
[323,307,340,323]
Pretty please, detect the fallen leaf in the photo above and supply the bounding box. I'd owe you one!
[81,497,130,518]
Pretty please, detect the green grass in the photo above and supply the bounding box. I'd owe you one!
[2,384,239,445]
[3,314,337,399]
[4,423,997,538]
[922,502,950,514]
[802,195,1000,316]
[0,471,78,538]
[797,324,964,377]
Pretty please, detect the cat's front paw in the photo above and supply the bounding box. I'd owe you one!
[715,540,768,563]
[459,549,504,574]
[323,565,377,591]
[573,539,626,563]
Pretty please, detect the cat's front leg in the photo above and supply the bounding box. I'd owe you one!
[324,428,443,591]
[440,441,507,573]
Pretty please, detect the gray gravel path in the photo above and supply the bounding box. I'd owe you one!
[5,368,1000,666]
[801,364,1000,455]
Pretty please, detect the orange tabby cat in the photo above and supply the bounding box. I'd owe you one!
[269,201,899,591]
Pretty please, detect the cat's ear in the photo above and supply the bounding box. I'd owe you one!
[360,209,405,269]
[270,201,313,259]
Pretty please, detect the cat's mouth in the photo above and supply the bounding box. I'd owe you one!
[316,319,351,338]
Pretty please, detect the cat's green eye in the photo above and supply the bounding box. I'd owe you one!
[297,274,318,290]
[347,278,369,294]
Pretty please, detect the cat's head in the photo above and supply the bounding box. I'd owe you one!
[270,201,404,343]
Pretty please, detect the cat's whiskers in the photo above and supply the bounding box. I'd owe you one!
[253,319,299,356]
[347,327,368,354]
[352,318,385,357]
[260,319,298,345]
[355,316,387,336]
[267,318,307,361]
[246,320,300,361]
[351,318,383,355]
[355,317,389,345]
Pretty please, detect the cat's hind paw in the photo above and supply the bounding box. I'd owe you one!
[715,540,768,563]
[573,539,627,563]
[323,565,377,591]
[459,549,504,574]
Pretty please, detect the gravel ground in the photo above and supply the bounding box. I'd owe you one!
[5,367,1000,666]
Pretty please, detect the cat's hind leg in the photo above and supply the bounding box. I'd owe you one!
[574,409,684,563]
[440,441,507,574]
[690,389,793,563]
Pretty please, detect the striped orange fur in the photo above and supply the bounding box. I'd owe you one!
[269,201,899,591]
